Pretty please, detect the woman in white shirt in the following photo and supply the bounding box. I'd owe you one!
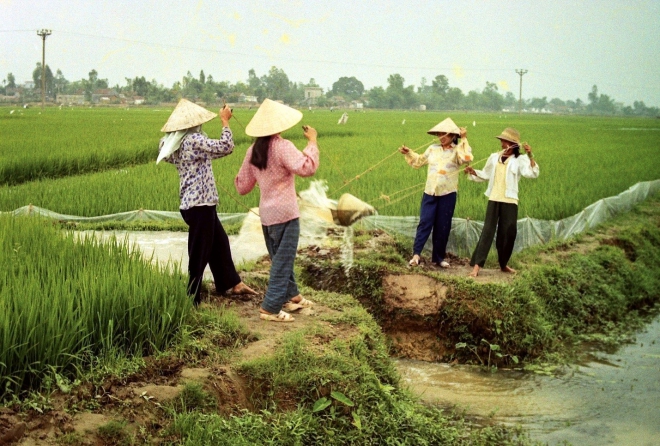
[464,128,538,277]
[399,118,473,268]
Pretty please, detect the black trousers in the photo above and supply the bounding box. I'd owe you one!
[180,205,240,305]
[470,200,518,269]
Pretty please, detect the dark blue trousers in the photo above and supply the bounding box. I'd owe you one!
[413,192,457,263]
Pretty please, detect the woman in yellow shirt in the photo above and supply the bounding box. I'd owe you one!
[464,128,538,277]
[399,118,473,268]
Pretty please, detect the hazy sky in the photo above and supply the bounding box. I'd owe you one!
[2,0,660,106]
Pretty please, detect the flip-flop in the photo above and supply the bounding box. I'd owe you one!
[408,257,420,266]
[260,310,295,322]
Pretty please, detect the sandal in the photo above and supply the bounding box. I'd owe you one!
[283,296,315,312]
[260,310,295,322]
[439,260,450,268]
[282,302,304,312]
[408,256,421,266]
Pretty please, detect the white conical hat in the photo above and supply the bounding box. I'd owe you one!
[427,117,460,135]
[160,99,217,132]
[245,99,303,137]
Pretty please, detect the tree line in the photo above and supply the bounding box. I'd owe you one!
[1,63,658,117]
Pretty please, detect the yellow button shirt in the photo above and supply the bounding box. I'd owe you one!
[405,139,473,196]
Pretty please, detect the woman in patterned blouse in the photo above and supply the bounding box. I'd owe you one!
[158,99,256,306]
[399,118,473,268]
[235,99,319,323]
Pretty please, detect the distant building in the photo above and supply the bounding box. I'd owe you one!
[350,101,364,109]
[92,89,119,104]
[238,94,258,104]
[303,87,323,105]
[56,94,85,105]
[419,104,426,111]
[24,80,35,89]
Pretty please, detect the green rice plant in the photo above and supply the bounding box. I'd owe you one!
[0,106,253,186]
[0,215,192,399]
[1,109,659,220]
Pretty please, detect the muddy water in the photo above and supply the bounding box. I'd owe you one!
[396,317,660,445]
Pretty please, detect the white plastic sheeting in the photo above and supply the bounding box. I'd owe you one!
[358,180,660,257]
[3,180,659,258]
[6,206,246,227]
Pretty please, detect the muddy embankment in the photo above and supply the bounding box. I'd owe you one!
[298,198,660,365]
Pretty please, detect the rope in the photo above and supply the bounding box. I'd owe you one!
[331,138,436,195]
[215,180,260,217]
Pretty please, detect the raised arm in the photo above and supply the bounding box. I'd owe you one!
[234,146,257,195]
[280,126,319,177]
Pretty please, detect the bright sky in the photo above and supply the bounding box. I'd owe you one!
[2,0,659,106]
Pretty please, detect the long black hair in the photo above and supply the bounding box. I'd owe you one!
[250,135,272,170]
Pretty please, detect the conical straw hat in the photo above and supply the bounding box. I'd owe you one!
[427,117,460,135]
[160,99,217,132]
[245,99,303,137]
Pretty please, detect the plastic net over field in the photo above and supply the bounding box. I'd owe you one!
[4,179,660,260]
[357,179,660,257]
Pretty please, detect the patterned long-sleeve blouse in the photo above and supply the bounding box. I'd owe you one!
[404,139,473,196]
[162,128,234,210]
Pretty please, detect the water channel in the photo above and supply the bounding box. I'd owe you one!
[85,228,660,445]
[396,318,660,445]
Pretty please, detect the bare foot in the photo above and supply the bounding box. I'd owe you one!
[290,294,303,304]
[468,265,480,277]
[501,266,517,274]
[231,282,257,295]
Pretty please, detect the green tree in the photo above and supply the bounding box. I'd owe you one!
[331,76,364,100]
[262,66,291,101]
[431,75,449,95]
[32,63,54,97]
[6,72,16,89]
[481,82,504,111]
[444,87,464,109]
[528,96,548,110]
[53,69,69,96]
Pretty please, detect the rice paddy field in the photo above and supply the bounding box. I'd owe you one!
[1,105,659,398]
[2,106,660,221]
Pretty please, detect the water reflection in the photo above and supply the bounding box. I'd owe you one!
[396,317,660,445]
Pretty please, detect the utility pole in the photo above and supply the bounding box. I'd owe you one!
[515,69,528,114]
[37,29,52,110]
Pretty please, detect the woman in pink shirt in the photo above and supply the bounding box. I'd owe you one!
[235,99,319,322]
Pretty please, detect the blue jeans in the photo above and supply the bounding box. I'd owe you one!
[412,192,457,263]
[261,218,301,314]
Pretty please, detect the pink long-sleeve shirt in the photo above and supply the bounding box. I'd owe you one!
[235,135,319,226]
